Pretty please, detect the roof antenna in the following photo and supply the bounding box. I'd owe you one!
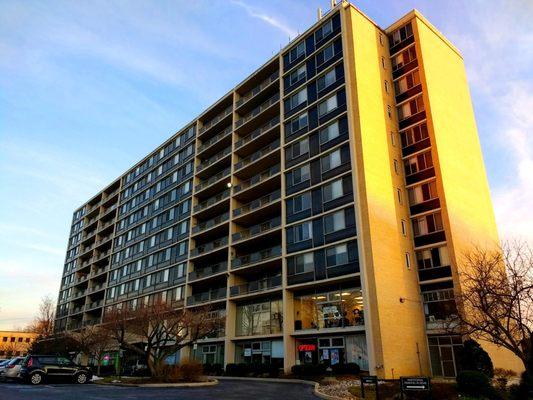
[317,7,323,20]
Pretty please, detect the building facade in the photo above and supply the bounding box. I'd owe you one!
[0,331,38,358]
[54,2,521,378]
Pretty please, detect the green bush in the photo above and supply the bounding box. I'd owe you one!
[458,339,494,377]
[331,362,360,375]
[291,364,328,376]
[203,363,223,375]
[456,370,501,399]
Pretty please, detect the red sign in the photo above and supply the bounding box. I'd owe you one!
[298,344,316,352]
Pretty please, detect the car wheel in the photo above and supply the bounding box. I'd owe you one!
[29,372,44,385]
[75,372,88,384]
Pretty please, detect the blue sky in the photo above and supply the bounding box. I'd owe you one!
[0,0,532,329]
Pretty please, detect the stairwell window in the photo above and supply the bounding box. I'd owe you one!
[408,180,438,205]
[404,151,433,176]
[397,95,425,121]
[395,69,420,94]
[392,46,417,71]
[390,22,413,46]
[412,212,444,237]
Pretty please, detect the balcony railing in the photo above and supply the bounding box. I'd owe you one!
[233,190,281,218]
[232,245,282,269]
[232,216,281,243]
[230,275,282,297]
[234,139,280,171]
[190,237,229,257]
[235,116,280,149]
[87,300,103,310]
[192,212,230,234]
[186,288,227,306]
[194,189,230,213]
[199,106,233,135]
[188,261,228,281]
[99,218,116,231]
[197,126,232,154]
[236,72,279,108]
[234,165,280,193]
[235,93,280,128]
[194,167,231,193]
[197,146,232,172]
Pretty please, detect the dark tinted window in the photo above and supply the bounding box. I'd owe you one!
[38,356,58,365]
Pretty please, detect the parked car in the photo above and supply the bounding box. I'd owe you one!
[19,355,92,385]
[0,359,12,378]
[3,357,24,380]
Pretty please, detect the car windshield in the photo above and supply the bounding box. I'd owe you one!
[9,358,22,365]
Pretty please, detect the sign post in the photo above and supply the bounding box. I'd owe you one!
[360,375,378,399]
[400,376,431,399]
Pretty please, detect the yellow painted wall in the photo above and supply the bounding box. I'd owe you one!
[413,13,523,373]
[342,5,430,378]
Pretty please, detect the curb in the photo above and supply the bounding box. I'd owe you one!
[94,378,218,388]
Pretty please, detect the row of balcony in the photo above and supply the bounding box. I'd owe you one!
[192,212,230,235]
[232,216,281,243]
[234,139,280,171]
[235,93,280,129]
[236,72,279,108]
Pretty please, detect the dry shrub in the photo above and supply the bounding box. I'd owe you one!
[179,359,204,382]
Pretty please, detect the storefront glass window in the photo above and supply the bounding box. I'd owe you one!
[294,288,363,330]
[236,299,283,336]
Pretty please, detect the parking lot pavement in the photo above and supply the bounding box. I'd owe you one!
[0,379,318,400]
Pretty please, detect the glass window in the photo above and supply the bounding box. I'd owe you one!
[318,94,338,117]
[317,68,336,91]
[289,164,310,186]
[326,244,349,267]
[294,288,363,330]
[319,121,340,144]
[288,137,309,160]
[294,221,313,242]
[292,192,311,213]
[294,252,314,274]
[236,299,283,336]
[288,88,307,110]
[323,178,344,202]
[324,210,346,234]
[289,41,305,62]
[321,149,342,171]
[321,43,335,64]
[289,65,307,86]
[290,112,308,133]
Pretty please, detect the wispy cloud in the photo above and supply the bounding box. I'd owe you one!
[231,0,297,38]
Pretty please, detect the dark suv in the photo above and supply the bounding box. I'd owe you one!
[20,355,92,385]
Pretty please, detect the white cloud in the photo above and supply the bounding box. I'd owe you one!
[231,0,297,38]
[444,2,533,242]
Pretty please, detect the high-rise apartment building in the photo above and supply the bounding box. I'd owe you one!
[54,1,521,378]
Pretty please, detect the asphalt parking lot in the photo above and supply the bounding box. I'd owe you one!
[0,379,318,400]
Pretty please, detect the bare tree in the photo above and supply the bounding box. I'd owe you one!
[102,301,222,377]
[26,295,55,338]
[70,326,114,375]
[447,241,533,369]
